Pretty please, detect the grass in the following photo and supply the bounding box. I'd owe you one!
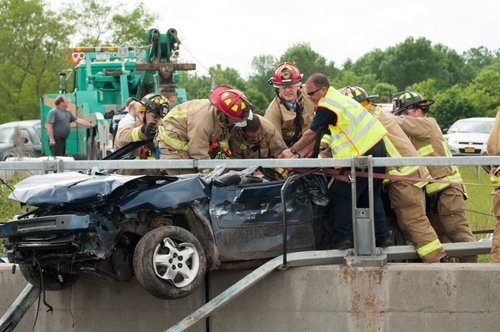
[459,166,495,262]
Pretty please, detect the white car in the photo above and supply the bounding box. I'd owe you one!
[444,117,495,156]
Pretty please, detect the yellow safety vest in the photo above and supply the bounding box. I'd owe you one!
[319,87,387,159]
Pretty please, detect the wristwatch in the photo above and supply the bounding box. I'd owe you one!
[290,146,301,157]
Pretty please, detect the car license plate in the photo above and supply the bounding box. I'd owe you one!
[464,147,475,153]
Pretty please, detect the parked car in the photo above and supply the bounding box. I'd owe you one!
[0,120,44,160]
[443,117,495,156]
[0,163,330,299]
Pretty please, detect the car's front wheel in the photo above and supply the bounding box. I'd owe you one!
[133,226,206,299]
[19,264,80,291]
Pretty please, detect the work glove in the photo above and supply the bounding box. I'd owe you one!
[49,139,56,147]
[141,122,157,139]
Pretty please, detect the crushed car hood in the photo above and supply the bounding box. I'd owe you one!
[117,175,210,213]
[8,172,143,207]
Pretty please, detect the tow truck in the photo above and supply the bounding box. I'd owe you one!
[39,28,195,159]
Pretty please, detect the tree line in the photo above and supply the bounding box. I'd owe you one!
[0,0,498,130]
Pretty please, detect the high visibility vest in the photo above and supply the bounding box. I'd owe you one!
[319,87,387,158]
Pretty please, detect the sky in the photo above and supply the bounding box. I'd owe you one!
[57,0,500,78]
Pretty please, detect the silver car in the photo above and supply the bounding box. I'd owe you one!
[0,120,44,160]
[444,117,495,156]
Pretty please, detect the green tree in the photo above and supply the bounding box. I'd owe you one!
[463,46,497,75]
[464,67,500,116]
[0,0,74,122]
[247,54,278,102]
[432,85,475,130]
[64,0,157,46]
[279,42,339,80]
[411,79,439,101]
[350,37,473,91]
[180,72,212,100]
[372,83,398,103]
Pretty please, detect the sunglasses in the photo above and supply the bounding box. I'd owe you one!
[306,87,322,96]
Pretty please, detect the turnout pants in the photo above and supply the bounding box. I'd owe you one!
[388,181,445,262]
[491,187,500,263]
[427,183,477,263]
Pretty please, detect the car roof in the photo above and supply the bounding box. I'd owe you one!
[453,117,494,122]
[0,120,40,128]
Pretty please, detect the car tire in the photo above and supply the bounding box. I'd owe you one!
[19,264,80,291]
[133,225,206,299]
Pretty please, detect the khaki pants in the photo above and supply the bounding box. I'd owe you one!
[388,181,446,263]
[428,183,477,263]
[491,188,500,263]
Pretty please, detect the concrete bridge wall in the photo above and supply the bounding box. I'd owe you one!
[2,263,500,332]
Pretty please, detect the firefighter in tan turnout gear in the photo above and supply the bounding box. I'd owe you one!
[158,85,253,175]
[340,86,446,262]
[229,113,286,159]
[264,62,316,148]
[394,90,477,263]
[487,108,500,263]
[113,93,169,175]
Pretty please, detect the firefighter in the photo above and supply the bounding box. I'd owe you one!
[281,73,391,249]
[114,93,169,175]
[487,109,500,263]
[264,62,316,148]
[339,86,446,262]
[113,93,169,175]
[394,90,477,262]
[158,85,252,175]
[229,113,286,159]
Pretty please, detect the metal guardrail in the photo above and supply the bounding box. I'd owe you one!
[0,155,499,171]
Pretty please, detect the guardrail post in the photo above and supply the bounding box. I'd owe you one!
[347,156,387,266]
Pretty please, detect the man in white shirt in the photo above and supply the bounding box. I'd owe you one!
[117,100,140,130]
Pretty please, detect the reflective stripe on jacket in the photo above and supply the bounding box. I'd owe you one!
[416,141,464,194]
[416,239,444,258]
[158,99,232,160]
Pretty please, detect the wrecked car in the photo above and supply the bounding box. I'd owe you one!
[0,166,329,299]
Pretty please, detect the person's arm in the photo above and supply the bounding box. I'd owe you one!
[75,118,96,128]
[280,129,317,158]
[279,107,335,158]
[45,123,55,146]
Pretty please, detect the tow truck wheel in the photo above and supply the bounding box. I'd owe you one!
[133,226,206,299]
[19,264,80,291]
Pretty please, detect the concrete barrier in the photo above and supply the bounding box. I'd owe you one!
[2,263,500,331]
